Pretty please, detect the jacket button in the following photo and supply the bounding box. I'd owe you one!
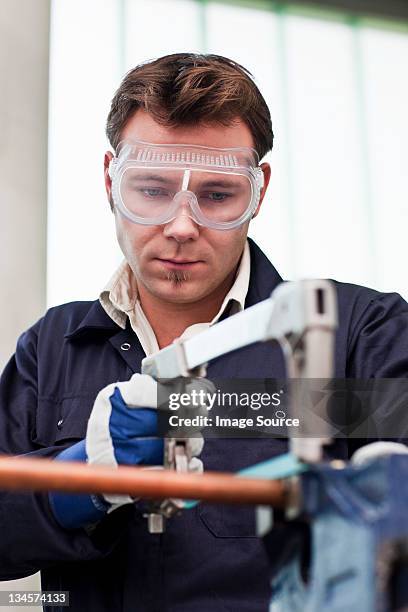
[121,342,131,351]
[57,419,64,429]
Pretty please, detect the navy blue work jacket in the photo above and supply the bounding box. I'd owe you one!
[1,239,408,612]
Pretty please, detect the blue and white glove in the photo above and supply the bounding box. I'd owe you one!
[351,441,408,465]
[49,373,206,529]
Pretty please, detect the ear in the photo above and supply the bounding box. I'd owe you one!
[104,151,114,209]
[252,162,271,219]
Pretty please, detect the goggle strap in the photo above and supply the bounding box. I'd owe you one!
[256,168,264,189]
[108,157,117,180]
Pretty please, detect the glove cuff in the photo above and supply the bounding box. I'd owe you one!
[49,440,112,529]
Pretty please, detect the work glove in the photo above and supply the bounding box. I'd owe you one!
[49,373,211,529]
[351,441,408,465]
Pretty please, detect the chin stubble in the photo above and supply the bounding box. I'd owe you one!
[165,270,191,284]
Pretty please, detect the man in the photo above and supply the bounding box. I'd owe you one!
[0,53,407,612]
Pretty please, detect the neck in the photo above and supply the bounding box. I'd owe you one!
[137,269,237,348]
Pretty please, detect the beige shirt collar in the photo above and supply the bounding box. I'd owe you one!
[99,240,251,356]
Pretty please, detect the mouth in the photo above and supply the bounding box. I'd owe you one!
[155,258,204,270]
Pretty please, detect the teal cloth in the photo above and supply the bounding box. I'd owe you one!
[183,453,308,509]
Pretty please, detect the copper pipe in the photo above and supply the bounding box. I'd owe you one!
[0,455,288,507]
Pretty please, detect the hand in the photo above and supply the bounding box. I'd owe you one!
[86,373,209,505]
[351,441,408,466]
[50,373,212,528]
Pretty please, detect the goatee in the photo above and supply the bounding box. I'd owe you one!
[166,270,191,284]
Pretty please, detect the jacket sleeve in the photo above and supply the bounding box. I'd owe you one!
[346,290,408,453]
[0,321,131,580]
[347,290,408,378]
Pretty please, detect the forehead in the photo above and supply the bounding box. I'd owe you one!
[121,109,255,150]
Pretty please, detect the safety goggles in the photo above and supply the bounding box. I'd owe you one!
[108,140,264,230]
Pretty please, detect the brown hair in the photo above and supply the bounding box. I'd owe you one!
[106,53,273,159]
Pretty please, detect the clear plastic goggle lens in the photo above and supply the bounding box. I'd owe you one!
[110,141,263,230]
[119,167,252,225]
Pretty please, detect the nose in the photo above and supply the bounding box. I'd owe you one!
[162,191,200,243]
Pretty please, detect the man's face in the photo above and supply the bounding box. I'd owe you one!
[104,110,270,305]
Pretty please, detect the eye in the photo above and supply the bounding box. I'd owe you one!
[203,192,231,202]
[140,187,169,198]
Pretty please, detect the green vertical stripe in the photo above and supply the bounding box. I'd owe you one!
[276,4,297,275]
[118,0,126,77]
[198,0,208,52]
[350,17,377,286]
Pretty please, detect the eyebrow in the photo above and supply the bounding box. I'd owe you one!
[198,180,242,190]
[127,174,244,190]
[127,174,176,184]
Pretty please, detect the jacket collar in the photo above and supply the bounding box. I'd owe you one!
[64,300,122,340]
[245,237,283,306]
[64,238,283,341]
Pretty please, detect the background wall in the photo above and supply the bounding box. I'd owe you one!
[0,1,49,608]
[0,0,49,368]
